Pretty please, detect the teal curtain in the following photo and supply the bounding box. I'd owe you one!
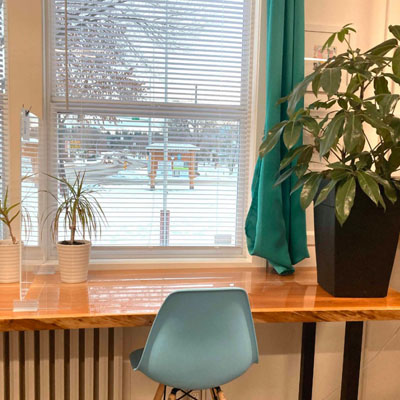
[245,0,309,275]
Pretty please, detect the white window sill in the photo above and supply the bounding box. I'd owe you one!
[34,255,265,271]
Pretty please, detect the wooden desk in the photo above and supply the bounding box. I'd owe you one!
[1,266,400,331]
[1,266,398,400]
[146,143,200,190]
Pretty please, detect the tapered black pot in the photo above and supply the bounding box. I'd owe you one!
[314,184,400,298]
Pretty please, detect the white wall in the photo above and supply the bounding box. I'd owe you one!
[6,0,400,399]
[304,2,400,400]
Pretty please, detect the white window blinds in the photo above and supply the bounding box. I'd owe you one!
[0,0,7,194]
[50,0,253,254]
[0,0,8,230]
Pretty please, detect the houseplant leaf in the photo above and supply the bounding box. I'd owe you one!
[343,112,364,153]
[374,76,389,95]
[274,167,295,186]
[388,147,400,171]
[364,170,397,204]
[335,176,356,225]
[320,68,341,97]
[389,25,400,41]
[314,180,337,207]
[300,174,323,209]
[259,121,287,157]
[366,38,397,56]
[356,171,386,209]
[290,172,314,194]
[319,112,345,156]
[312,73,321,96]
[393,47,400,77]
[287,71,318,116]
[280,145,310,170]
[283,121,302,149]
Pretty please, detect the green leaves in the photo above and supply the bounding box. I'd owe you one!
[258,23,400,226]
[319,112,345,156]
[377,94,400,115]
[46,171,107,244]
[283,121,302,149]
[315,180,337,207]
[374,76,389,95]
[312,73,321,96]
[389,25,400,41]
[301,116,320,136]
[0,187,20,245]
[322,33,336,52]
[320,68,342,97]
[366,38,398,56]
[300,174,323,209]
[259,121,287,157]
[344,112,365,153]
[389,147,400,172]
[335,177,356,225]
[393,48,400,77]
[322,23,356,51]
[280,145,310,171]
[287,71,317,116]
[365,170,397,204]
[356,171,386,209]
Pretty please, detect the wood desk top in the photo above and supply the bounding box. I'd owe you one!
[1,266,400,331]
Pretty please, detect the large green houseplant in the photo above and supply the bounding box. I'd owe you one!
[260,24,400,297]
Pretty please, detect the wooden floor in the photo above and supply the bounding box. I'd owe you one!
[1,266,400,331]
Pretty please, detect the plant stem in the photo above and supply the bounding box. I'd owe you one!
[8,222,17,245]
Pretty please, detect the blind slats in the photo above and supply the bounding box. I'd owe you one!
[50,0,253,252]
[0,1,7,226]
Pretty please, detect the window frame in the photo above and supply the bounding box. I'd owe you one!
[38,0,263,266]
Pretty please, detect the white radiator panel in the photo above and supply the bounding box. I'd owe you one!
[0,329,124,400]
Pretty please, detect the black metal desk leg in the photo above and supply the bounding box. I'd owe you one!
[299,322,317,400]
[341,321,364,400]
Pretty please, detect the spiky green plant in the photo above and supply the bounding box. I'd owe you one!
[0,187,20,245]
[47,172,106,245]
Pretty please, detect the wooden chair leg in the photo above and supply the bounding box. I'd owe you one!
[153,383,165,400]
[216,387,227,400]
[168,388,178,400]
[210,388,218,400]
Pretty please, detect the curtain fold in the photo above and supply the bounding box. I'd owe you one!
[245,0,309,275]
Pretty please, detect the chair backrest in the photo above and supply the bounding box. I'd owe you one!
[136,288,258,390]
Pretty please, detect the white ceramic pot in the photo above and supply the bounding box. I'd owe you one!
[0,240,20,283]
[57,240,91,283]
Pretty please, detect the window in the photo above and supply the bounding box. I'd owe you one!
[0,0,7,211]
[48,0,254,258]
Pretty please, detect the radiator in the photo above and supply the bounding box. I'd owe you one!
[0,328,123,400]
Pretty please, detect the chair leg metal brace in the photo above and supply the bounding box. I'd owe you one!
[340,321,364,400]
[298,322,317,400]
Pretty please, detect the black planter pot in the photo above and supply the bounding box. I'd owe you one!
[314,184,400,298]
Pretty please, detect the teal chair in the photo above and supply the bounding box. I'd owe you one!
[130,288,259,400]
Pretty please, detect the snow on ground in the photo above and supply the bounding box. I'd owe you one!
[21,162,241,248]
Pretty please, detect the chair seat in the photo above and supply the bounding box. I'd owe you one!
[130,348,144,370]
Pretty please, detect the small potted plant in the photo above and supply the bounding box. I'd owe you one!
[260,24,400,297]
[47,172,106,283]
[0,188,20,283]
